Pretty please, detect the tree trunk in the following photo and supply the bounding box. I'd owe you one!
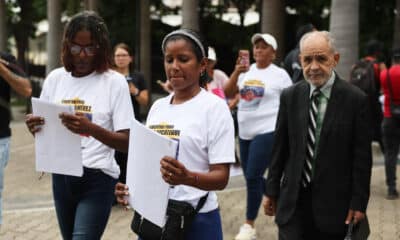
[46,0,62,74]
[84,0,98,12]
[13,0,34,71]
[261,0,285,62]
[139,0,151,110]
[182,0,199,31]
[329,0,359,80]
[0,0,7,52]
[394,0,400,49]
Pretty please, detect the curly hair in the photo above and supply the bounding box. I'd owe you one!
[61,11,112,73]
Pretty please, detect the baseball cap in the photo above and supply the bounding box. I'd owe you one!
[208,47,217,62]
[251,33,278,51]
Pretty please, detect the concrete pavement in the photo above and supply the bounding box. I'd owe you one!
[1,108,400,239]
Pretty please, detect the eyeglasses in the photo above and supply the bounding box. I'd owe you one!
[115,54,130,58]
[69,44,97,56]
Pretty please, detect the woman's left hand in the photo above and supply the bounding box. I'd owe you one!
[160,156,190,185]
[59,112,92,135]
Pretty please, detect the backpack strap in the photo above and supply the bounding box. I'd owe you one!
[387,70,395,105]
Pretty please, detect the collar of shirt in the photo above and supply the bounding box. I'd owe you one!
[309,71,335,99]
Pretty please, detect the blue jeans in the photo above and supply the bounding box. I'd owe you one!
[239,131,274,220]
[52,168,117,239]
[0,137,10,225]
[138,208,223,240]
[382,117,400,190]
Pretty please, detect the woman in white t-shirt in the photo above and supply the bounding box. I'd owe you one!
[25,11,133,239]
[225,33,292,240]
[116,29,235,240]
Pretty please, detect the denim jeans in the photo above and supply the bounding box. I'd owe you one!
[382,117,400,190]
[137,208,223,240]
[52,167,117,239]
[0,137,10,225]
[239,131,274,220]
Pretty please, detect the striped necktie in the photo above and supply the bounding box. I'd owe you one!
[302,89,321,187]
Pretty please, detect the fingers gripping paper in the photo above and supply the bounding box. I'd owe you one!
[126,120,178,227]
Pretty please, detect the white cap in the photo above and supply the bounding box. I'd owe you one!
[251,33,278,51]
[208,47,217,62]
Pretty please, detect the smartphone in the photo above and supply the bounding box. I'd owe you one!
[239,50,250,68]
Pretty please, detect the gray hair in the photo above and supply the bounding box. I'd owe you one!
[299,31,337,53]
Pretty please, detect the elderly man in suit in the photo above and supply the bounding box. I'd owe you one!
[263,31,372,239]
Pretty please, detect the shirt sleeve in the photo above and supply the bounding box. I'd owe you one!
[207,98,235,164]
[111,75,134,131]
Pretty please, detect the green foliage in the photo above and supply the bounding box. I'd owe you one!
[98,0,136,50]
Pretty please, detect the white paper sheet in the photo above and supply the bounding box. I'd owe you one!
[31,97,83,177]
[126,119,177,228]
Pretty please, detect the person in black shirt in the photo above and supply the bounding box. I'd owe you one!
[113,43,149,184]
[0,51,31,226]
[113,43,148,122]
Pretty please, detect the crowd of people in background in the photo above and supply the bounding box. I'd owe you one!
[0,8,397,240]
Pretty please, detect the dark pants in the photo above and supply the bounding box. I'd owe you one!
[52,168,117,240]
[137,209,223,240]
[239,131,274,220]
[278,186,346,240]
[382,117,400,190]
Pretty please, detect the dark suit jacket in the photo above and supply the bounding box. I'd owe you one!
[265,76,372,234]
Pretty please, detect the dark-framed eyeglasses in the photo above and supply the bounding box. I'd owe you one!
[69,44,97,56]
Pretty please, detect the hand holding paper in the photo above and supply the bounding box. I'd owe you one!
[59,112,92,136]
[31,97,83,177]
[126,120,178,228]
[25,113,45,134]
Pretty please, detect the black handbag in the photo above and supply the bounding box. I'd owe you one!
[131,193,208,240]
[344,216,370,240]
[386,71,400,120]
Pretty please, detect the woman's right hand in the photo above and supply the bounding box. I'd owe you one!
[234,56,249,74]
[115,182,129,206]
[25,114,45,135]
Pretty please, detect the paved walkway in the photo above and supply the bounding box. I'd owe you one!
[0,109,399,239]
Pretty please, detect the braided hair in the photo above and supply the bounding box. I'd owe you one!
[61,11,112,73]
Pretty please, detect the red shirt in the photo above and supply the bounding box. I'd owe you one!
[380,65,400,117]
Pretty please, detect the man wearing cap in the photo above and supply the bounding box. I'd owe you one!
[380,48,400,200]
[0,52,31,226]
[225,33,291,240]
[263,31,372,239]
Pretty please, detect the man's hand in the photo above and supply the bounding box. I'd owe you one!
[345,209,365,225]
[263,196,277,216]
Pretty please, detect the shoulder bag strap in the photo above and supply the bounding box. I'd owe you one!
[194,193,209,213]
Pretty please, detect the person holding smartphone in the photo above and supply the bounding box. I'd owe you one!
[225,33,292,240]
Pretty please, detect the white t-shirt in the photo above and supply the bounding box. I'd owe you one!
[40,68,134,179]
[237,63,292,140]
[146,89,235,213]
